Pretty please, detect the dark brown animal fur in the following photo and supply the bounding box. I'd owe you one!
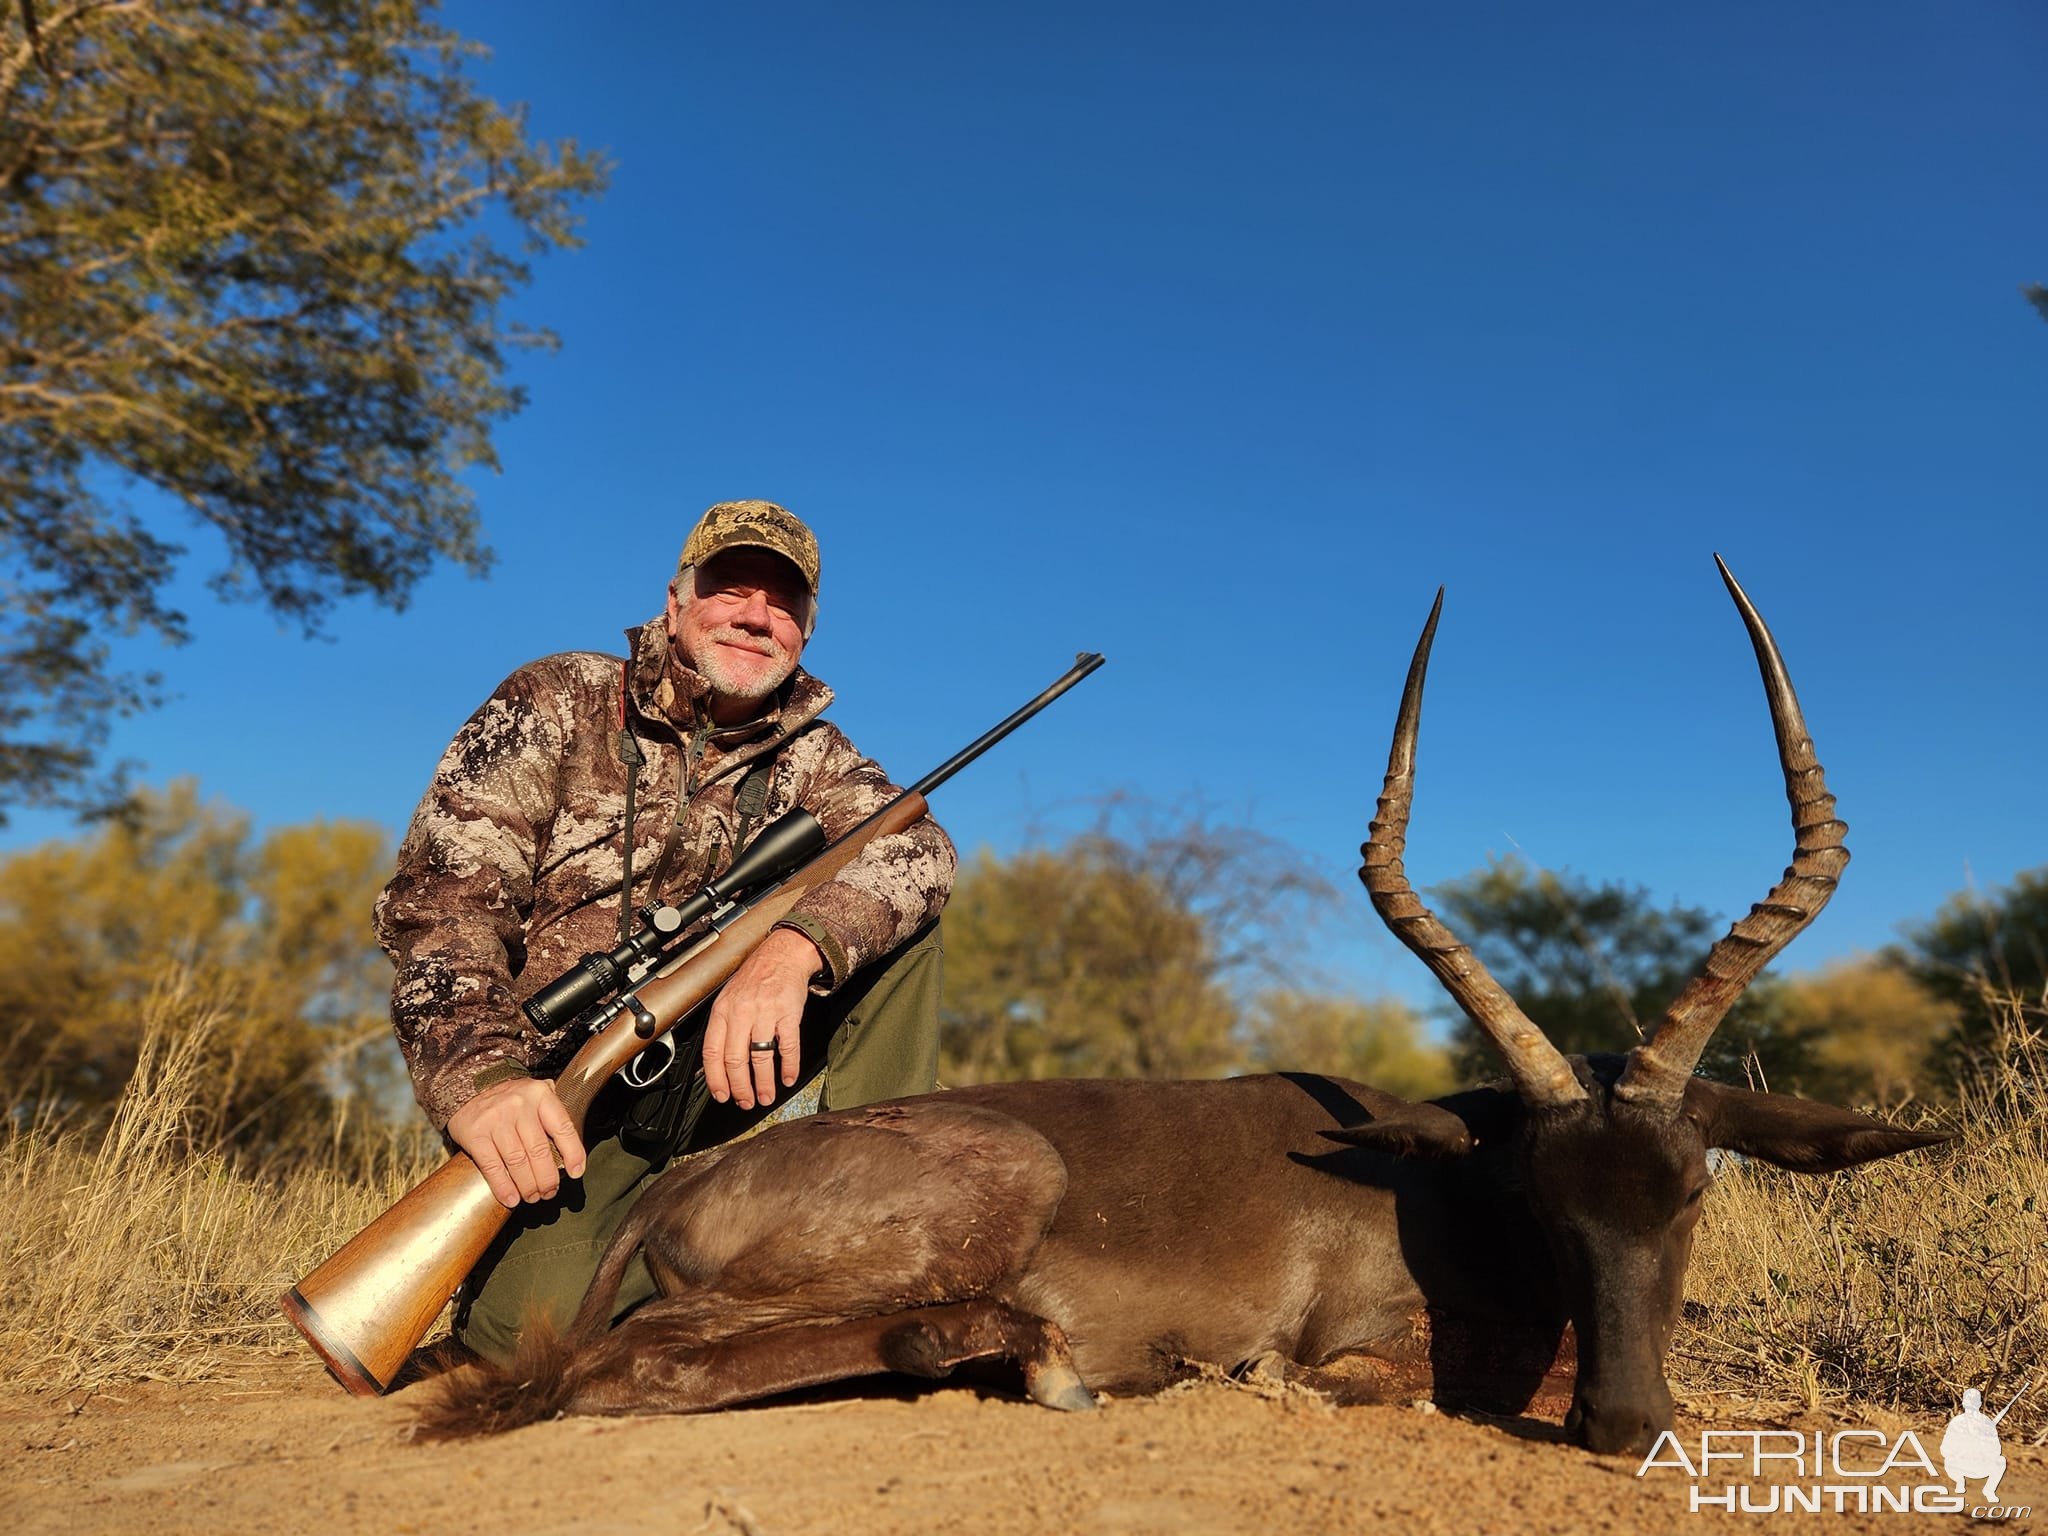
[417,1064,1943,1445]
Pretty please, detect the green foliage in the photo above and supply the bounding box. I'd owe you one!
[0,780,395,1145]
[0,0,608,819]
[1428,855,1816,1090]
[1895,865,2048,1070]
[1244,990,1453,1101]
[2027,282,2048,326]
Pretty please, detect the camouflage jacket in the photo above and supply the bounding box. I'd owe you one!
[374,616,956,1129]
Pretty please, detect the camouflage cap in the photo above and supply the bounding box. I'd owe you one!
[678,500,821,597]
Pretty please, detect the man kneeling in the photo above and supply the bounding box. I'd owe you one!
[373,500,954,1362]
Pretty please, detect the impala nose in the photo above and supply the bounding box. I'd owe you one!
[1566,1381,1674,1456]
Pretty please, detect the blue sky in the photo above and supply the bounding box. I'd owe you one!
[6,1,2044,1015]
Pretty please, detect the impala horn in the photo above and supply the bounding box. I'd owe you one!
[1614,555,1849,1107]
[1359,589,1587,1109]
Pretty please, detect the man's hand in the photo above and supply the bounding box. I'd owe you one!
[703,926,824,1110]
[446,1077,588,1209]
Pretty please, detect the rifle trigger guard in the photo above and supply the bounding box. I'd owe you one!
[620,1029,675,1090]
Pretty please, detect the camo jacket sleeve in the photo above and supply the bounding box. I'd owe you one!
[773,722,956,993]
[372,662,571,1130]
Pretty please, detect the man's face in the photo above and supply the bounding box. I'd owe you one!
[667,548,810,706]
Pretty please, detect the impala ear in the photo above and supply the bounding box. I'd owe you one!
[1683,1080,1955,1173]
[1322,1088,1519,1160]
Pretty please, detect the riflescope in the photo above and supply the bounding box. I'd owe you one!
[521,806,825,1033]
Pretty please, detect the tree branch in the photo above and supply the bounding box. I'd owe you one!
[0,0,149,111]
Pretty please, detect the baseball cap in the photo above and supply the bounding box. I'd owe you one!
[677,500,821,597]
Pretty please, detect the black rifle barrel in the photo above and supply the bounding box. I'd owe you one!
[909,651,1106,799]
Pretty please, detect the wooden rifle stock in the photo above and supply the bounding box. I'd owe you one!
[281,790,932,1395]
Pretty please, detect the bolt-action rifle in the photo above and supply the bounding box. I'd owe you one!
[282,652,1105,1395]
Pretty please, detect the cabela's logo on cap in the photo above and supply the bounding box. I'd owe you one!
[678,500,820,596]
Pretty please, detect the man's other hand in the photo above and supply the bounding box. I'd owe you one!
[447,1077,588,1208]
[704,926,824,1110]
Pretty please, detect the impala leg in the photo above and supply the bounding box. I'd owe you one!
[878,1301,1095,1412]
[563,1299,1094,1417]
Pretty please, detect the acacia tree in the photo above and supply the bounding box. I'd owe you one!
[939,803,1341,1085]
[0,0,606,819]
[940,843,1244,1084]
[1774,957,1958,1107]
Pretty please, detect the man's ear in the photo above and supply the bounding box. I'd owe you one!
[1684,1079,1954,1173]
[1322,1088,1519,1160]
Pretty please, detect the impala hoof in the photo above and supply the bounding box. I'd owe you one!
[1026,1361,1097,1412]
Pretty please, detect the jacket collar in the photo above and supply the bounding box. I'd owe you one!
[622,615,833,747]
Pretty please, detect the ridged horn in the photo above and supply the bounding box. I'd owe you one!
[1615,555,1849,1106]
[1359,590,1587,1109]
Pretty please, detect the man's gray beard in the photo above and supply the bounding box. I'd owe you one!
[686,628,796,702]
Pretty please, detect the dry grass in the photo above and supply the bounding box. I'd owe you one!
[1674,996,2046,1433]
[0,973,439,1389]
[6,974,2041,1439]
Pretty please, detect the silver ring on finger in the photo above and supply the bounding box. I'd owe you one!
[748,1040,776,1053]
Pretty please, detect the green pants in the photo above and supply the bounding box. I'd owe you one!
[457,920,942,1365]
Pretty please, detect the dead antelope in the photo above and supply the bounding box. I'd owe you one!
[422,558,1949,1454]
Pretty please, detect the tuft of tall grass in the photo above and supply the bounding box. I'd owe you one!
[0,972,439,1389]
[1674,995,2045,1432]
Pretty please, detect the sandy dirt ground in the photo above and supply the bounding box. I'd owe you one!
[6,1350,2042,1536]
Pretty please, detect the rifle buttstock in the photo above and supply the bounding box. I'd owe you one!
[282,790,935,1392]
[282,1153,507,1394]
